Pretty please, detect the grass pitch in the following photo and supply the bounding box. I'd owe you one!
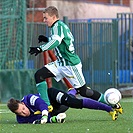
[0,98,133,133]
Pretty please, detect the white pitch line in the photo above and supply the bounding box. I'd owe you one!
[0,104,7,106]
[0,109,11,113]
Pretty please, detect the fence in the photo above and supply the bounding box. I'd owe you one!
[117,13,133,86]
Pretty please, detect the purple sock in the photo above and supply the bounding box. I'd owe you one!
[83,98,112,112]
[67,88,77,96]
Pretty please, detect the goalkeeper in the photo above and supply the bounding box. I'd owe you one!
[7,95,67,124]
[7,87,118,124]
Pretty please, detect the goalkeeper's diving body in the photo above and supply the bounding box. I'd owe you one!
[7,87,119,124]
[29,6,123,115]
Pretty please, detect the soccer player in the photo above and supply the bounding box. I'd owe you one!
[7,87,118,124]
[29,6,123,115]
[29,6,105,106]
[7,96,66,124]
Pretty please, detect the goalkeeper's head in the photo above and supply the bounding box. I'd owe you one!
[7,98,30,117]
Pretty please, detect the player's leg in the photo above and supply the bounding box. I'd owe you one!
[51,105,69,116]
[82,98,118,120]
[59,91,118,120]
[35,66,55,105]
[61,92,108,111]
[53,87,109,112]
[76,84,106,104]
[62,63,106,104]
[68,87,123,114]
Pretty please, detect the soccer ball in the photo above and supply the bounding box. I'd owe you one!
[104,88,122,105]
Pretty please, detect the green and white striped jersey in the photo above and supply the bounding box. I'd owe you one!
[40,20,81,66]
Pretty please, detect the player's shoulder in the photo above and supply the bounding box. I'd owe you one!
[55,20,68,28]
[21,94,39,102]
[28,94,40,99]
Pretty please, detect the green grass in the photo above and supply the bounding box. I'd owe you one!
[0,98,133,133]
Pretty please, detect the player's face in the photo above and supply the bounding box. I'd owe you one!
[15,103,30,117]
[43,13,57,27]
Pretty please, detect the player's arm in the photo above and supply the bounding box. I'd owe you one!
[29,25,64,56]
[40,24,64,51]
[28,94,49,124]
[29,35,61,56]
[16,114,42,124]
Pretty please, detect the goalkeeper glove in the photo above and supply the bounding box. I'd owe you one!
[38,35,48,43]
[48,105,53,112]
[32,115,48,124]
[41,115,48,124]
[29,47,42,56]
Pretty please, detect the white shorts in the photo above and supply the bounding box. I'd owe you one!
[45,60,86,88]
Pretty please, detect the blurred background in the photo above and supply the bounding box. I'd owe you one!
[0,0,133,102]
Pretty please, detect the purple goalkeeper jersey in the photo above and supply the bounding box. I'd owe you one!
[16,94,49,123]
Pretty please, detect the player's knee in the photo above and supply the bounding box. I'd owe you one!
[77,85,101,100]
[77,85,94,97]
[34,69,45,83]
[61,94,82,108]
[35,67,55,83]
[65,96,82,109]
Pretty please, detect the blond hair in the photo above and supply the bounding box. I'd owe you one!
[43,6,59,18]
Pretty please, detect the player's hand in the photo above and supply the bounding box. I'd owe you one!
[38,35,48,43]
[48,105,53,112]
[41,115,48,124]
[29,47,42,56]
[33,115,48,124]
